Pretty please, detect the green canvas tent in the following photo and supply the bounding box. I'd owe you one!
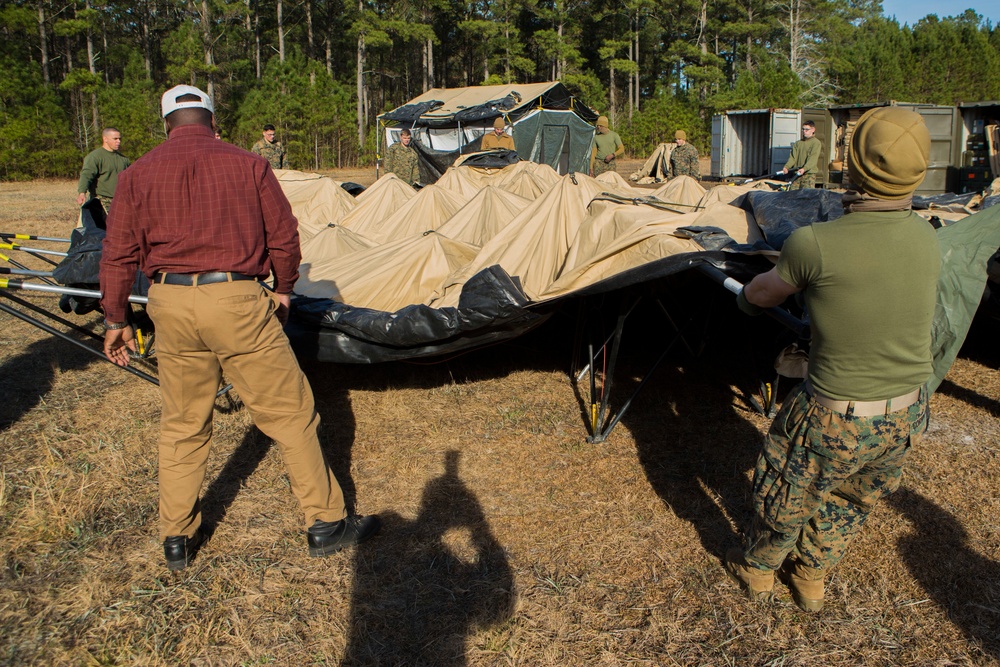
[377,82,599,182]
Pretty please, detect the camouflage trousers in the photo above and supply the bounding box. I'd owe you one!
[743,382,928,572]
[592,158,618,177]
[788,173,816,190]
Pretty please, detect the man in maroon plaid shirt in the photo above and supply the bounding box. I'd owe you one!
[99,85,379,571]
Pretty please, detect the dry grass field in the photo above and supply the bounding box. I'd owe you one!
[0,176,998,666]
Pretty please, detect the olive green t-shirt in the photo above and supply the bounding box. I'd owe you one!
[783,136,821,175]
[591,130,623,160]
[776,210,940,400]
[77,147,130,200]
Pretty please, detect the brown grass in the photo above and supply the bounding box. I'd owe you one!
[1,178,998,666]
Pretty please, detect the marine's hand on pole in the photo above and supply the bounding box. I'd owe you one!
[104,325,136,367]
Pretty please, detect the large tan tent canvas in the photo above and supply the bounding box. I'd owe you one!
[274,170,358,242]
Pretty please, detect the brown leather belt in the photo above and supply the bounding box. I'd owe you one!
[152,272,257,286]
[805,382,921,417]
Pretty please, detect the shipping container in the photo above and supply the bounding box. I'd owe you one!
[802,102,961,195]
[710,109,801,179]
[957,101,1000,184]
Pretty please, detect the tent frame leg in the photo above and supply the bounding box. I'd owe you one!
[577,292,696,444]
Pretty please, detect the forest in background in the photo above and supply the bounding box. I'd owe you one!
[1,0,998,180]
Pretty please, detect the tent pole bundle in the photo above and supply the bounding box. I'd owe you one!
[0,229,235,402]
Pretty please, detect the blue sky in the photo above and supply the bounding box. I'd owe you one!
[880,0,999,26]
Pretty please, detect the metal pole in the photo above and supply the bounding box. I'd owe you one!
[0,278,148,305]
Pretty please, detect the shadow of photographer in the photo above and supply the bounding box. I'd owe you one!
[343,450,515,666]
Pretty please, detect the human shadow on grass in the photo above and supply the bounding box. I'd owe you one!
[886,487,1000,660]
[0,329,99,431]
[342,450,515,667]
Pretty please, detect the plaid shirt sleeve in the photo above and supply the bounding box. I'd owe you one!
[99,170,140,323]
[257,163,301,293]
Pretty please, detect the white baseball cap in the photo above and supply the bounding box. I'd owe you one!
[161,85,215,118]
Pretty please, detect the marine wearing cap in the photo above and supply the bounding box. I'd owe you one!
[482,117,515,151]
[669,129,700,180]
[590,115,624,177]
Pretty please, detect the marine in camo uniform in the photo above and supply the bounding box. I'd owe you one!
[669,130,700,180]
[726,107,940,612]
[251,124,286,170]
[782,120,821,190]
[384,128,420,184]
[590,115,624,177]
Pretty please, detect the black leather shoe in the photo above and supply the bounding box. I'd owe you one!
[163,529,204,571]
[307,514,381,557]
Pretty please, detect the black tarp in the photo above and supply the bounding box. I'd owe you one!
[381,101,444,124]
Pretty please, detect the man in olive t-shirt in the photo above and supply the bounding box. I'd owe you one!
[782,120,821,189]
[76,128,130,210]
[725,107,939,613]
[590,115,624,177]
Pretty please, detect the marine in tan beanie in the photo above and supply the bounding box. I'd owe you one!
[482,116,515,151]
[728,107,940,615]
[848,106,930,201]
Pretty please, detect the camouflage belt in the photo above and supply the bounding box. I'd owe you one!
[805,382,921,417]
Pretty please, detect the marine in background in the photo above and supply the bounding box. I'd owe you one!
[590,115,624,177]
[669,130,700,180]
[251,123,287,170]
[782,120,821,189]
[384,128,420,184]
[482,117,515,151]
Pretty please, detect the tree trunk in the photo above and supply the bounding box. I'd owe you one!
[326,35,332,75]
[84,0,99,132]
[609,63,616,126]
[628,38,633,120]
[37,2,50,85]
[634,18,640,112]
[557,20,564,80]
[277,0,285,63]
[305,0,313,59]
[142,0,152,77]
[357,15,366,152]
[428,37,434,89]
[422,41,429,91]
[200,0,214,100]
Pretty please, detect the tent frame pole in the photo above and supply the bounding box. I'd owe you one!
[0,293,234,400]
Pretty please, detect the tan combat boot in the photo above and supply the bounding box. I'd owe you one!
[725,548,774,600]
[784,560,825,612]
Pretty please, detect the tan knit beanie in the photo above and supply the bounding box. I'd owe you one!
[674,130,686,141]
[493,117,505,130]
[848,107,930,200]
[596,115,609,128]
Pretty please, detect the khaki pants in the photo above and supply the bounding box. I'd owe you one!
[148,280,346,540]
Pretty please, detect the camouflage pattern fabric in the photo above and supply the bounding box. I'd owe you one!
[789,173,817,190]
[592,158,617,177]
[670,142,700,179]
[251,139,286,170]
[743,383,928,572]
[384,142,420,184]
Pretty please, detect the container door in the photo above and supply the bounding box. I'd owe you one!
[910,105,959,195]
[711,114,724,177]
[769,110,801,175]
